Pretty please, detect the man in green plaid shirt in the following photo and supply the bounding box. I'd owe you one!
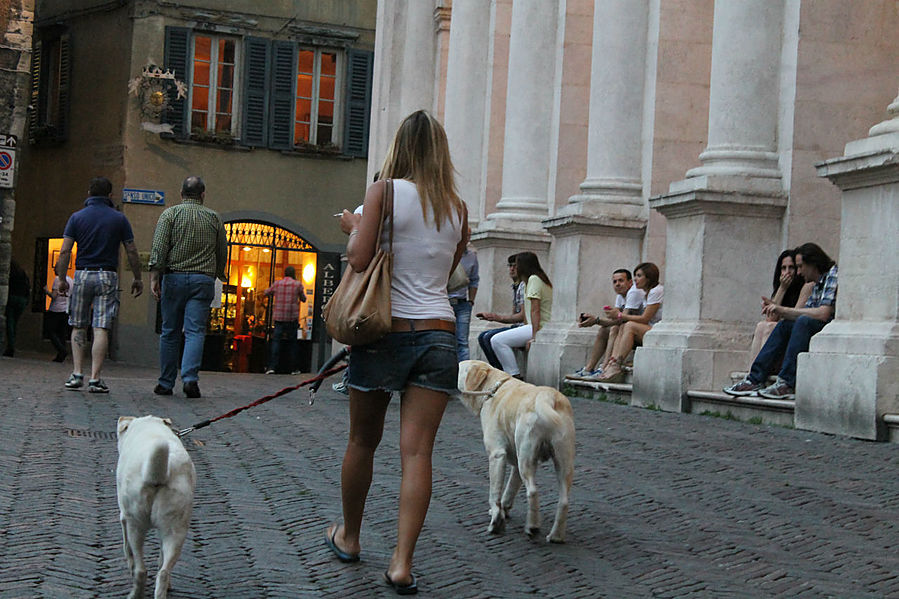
[148,175,227,398]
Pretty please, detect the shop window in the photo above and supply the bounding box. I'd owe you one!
[33,237,77,312]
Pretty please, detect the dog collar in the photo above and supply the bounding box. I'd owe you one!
[483,377,512,400]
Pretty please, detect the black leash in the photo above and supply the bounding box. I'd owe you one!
[177,361,348,438]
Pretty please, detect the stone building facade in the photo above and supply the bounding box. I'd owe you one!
[369,0,897,438]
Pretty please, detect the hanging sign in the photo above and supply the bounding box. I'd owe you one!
[0,134,17,189]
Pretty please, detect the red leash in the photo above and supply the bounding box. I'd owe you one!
[176,364,348,437]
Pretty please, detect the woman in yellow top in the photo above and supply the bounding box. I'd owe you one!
[488,251,552,378]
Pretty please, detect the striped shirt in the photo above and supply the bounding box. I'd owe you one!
[806,264,838,320]
[148,198,227,279]
[264,276,306,322]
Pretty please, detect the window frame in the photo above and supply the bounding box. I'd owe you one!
[29,27,71,144]
[293,47,343,148]
[187,33,241,137]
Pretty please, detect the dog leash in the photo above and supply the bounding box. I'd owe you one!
[176,364,348,438]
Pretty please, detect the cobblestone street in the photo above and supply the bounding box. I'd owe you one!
[1,354,898,598]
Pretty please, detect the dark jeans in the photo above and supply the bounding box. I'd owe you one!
[4,295,27,353]
[268,320,298,372]
[46,311,69,355]
[749,316,827,388]
[478,326,516,369]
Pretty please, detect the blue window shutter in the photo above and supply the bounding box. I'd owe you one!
[241,37,270,147]
[342,49,373,158]
[164,26,191,138]
[269,41,296,150]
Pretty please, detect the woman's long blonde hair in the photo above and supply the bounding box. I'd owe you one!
[379,110,463,231]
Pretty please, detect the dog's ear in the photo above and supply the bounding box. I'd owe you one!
[116,416,135,438]
[467,363,489,391]
[162,417,173,426]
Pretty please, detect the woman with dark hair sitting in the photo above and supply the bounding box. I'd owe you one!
[596,262,662,384]
[746,250,812,366]
[488,251,553,379]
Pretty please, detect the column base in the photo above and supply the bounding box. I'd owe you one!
[633,320,751,412]
[795,321,899,441]
[527,322,597,388]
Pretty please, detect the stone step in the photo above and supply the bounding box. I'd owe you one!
[562,375,633,405]
[883,414,899,443]
[686,390,794,427]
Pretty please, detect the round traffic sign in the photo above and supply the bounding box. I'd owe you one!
[0,152,11,170]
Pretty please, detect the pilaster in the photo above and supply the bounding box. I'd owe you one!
[797,93,899,440]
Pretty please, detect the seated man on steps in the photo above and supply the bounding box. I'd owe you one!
[724,242,838,401]
[569,268,645,380]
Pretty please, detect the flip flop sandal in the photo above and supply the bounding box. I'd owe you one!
[384,571,418,595]
[324,523,360,563]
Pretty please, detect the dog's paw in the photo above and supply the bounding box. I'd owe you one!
[525,525,541,538]
[487,517,506,534]
[546,532,565,543]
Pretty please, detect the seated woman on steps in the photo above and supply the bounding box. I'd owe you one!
[489,251,553,379]
[746,249,812,367]
[595,262,662,384]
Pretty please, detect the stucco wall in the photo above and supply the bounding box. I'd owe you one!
[789,0,899,256]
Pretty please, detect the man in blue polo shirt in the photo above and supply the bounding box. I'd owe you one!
[55,176,143,393]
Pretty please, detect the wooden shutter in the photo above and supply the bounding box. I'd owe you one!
[55,33,71,141]
[241,37,270,147]
[28,39,41,142]
[164,26,191,138]
[342,49,373,158]
[268,40,296,150]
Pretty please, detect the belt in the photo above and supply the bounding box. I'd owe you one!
[448,298,469,305]
[391,318,455,333]
[81,267,116,272]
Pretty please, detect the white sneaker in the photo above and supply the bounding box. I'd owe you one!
[265,369,275,375]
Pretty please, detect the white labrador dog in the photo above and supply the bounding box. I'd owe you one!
[457,360,575,543]
[116,415,195,599]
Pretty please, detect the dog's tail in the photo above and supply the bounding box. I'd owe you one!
[534,391,566,430]
[142,440,170,486]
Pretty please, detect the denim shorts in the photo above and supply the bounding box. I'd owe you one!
[348,330,459,395]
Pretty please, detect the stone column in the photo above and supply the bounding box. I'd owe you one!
[484,0,560,230]
[634,0,788,411]
[443,0,492,229]
[797,91,899,440]
[368,0,438,181]
[528,0,650,387]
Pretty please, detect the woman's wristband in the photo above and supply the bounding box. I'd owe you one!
[349,229,359,237]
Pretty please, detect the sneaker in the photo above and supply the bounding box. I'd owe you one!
[88,379,109,394]
[723,378,761,397]
[64,373,84,390]
[332,380,349,396]
[153,384,173,396]
[265,369,276,375]
[758,378,795,400]
[569,367,601,379]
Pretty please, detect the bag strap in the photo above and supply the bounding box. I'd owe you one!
[379,178,394,254]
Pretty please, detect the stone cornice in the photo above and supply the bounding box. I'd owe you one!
[651,175,787,219]
[541,214,646,239]
[816,147,899,191]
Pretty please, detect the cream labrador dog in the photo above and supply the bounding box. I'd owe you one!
[457,360,575,543]
[116,415,195,599]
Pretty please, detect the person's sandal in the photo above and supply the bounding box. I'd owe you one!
[324,523,360,563]
[384,571,418,595]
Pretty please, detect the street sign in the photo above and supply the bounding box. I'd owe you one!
[0,134,16,189]
[122,188,165,205]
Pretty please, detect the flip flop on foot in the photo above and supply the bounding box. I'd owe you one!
[324,523,360,563]
[384,571,418,595]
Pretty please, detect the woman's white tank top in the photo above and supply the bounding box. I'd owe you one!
[382,179,462,321]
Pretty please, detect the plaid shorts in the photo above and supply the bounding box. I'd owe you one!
[68,270,120,329]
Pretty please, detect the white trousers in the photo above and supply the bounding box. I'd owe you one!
[490,324,533,375]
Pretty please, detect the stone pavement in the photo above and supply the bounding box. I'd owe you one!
[2,354,899,598]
